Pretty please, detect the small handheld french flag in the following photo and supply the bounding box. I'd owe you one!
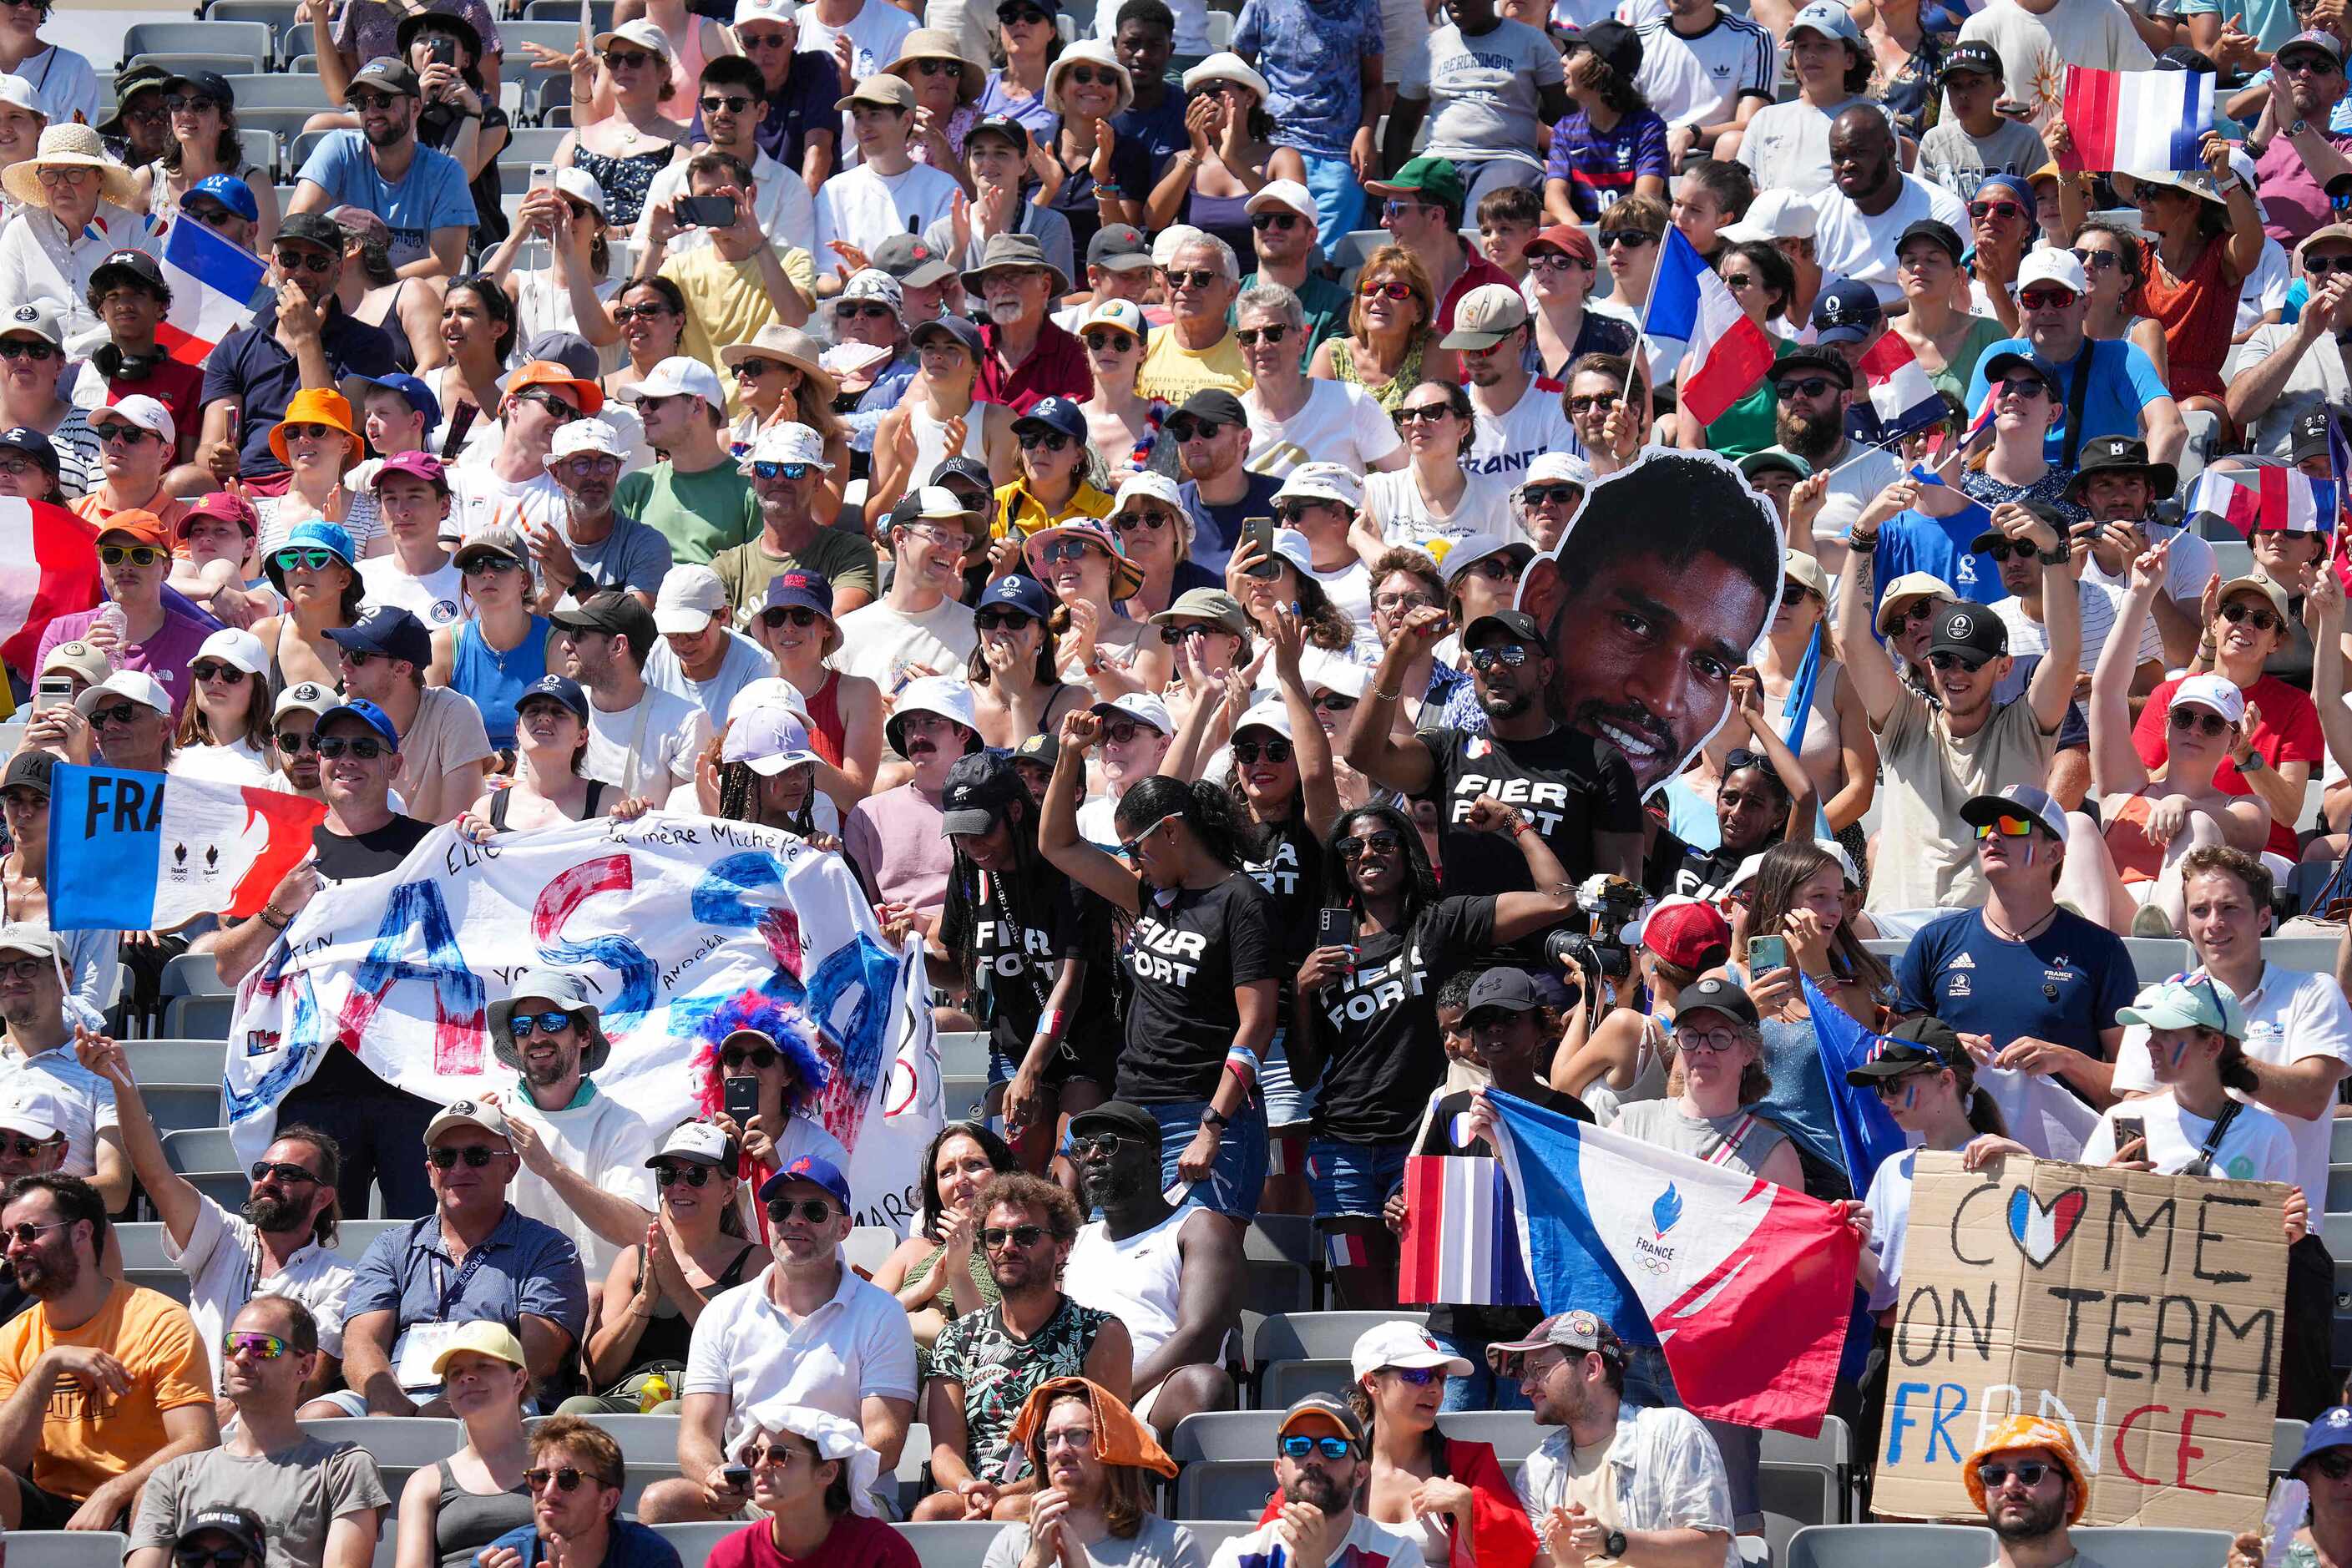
[1855,333,1947,444]
[2187,467,2334,540]
[1642,226,1775,427]
[1399,1154,1538,1308]
[2059,65,2215,174]
[157,217,271,367]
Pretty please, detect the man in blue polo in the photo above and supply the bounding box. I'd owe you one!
[1962,248,2186,471]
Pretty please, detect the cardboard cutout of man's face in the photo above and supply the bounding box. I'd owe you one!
[1517,448,1784,794]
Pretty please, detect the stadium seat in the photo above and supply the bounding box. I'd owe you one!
[299,1417,463,1503]
[2278,1418,2309,1475]
[521,0,620,28]
[2262,934,2341,974]
[243,107,336,145]
[1205,10,1234,48]
[2210,539,2253,580]
[2335,1120,2352,1164]
[898,1520,1005,1565]
[1169,1409,1282,1462]
[2329,1166,2352,1215]
[526,1411,680,1510]
[2070,1527,2237,1565]
[1332,230,1388,273]
[844,1224,899,1276]
[2324,1211,2352,1259]
[1250,1309,1408,1404]
[1173,1458,1276,1520]
[1434,1409,1545,1460]
[936,1029,989,1079]
[123,21,274,71]
[503,125,574,164]
[942,1075,987,1122]
[202,0,305,54]
[1784,1523,1994,1568]
[4,1534,131,1568]
[2117,937,2193,979]
[142,1083,225,1135]
[288,130,338,179]
[336,1219,407,1259]
[220,73,335,110]
[129,53,271,82]
[651,1522,742,1559]
[235,129,279,186]
[1758,1419,1854,1555]
[129,1039,228,1086]
[161,1125,238,1176]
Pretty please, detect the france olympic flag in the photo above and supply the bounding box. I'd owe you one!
[1490,1090,1859,1434]
[47,766,326,933]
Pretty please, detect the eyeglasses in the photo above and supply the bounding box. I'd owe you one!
[1231,738,1292,765]
[752,461,814,482]
[1118,810,1182,858]
[612,302,673,321]
[974,608,1035,631]
[1251,211,1300,231]
[508,1011,574,1038]
[1337,830,1400,859]
[87,703,142,727]
[1469,644,1530,671]
[190,661,249,684]
[1082,330,1138,352]
[1926,650,1989,673]
[119,102,168,124]
[2019,287,2077,311]
[1166,416,1227,441]
[1161,266,1221,289]
[1598,229,1657,249]
[1358,278,1414,301]
[732,357,782,379]
[766,1198,837,1222]
[273,548,341,572]
[1973,814,2039,840]
[249,1161,320,1186]
[2220,601,2283,632]
[1673,1025,1744,1054]
[1235,325,1291,347]
[99,545,164,567]
[3,1219,68,1246]
[722,1043,781,1069]
[700,93,758,113]
[2070,247,2120,272]
[1381,198,1435,222]
[656,1162,716,1186]
[0,339,54,361]
[31,166,90,191]
[1374,590,1437,612]
[604,48,655,67]
[314,736,387,760]
[1773,377,1839,402]
[1395,404,1454,425]
[163,94,220,114]
[1018,429,1075,453]
[1968,200,2026,221]
[428,1145,501,1168]
[223,1330,291,1359]
[1565,392,1620,417]
[740,27,791,46]
[981,1223,1051,1249]
[1111,509,1168,533]
[1157,623,1221,644]
[1071,1131,1130,1161]
[2279,50,2343,73]
[1281,1435,1354,1460]
[1889,600,1942,631]
[1977,1461,2053,1489]
[526,1468,593,1493]
[2170,708,2231,736]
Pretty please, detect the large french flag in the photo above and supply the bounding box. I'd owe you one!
[2188,467,2333,539]
[0,500,100,679]
[1644,226,1775,427]
[1856,332,1946,443]
[2059,65,2215,174]
[157,218,271,367]
[1399,1154,1539,1307]
[1491,1090,1859,1434]
[46,766,326,933]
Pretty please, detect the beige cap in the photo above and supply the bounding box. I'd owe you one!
[38,640,109,687]
[1439,283,1531,351]
[1874,570,1956,636]
[422,1097,513,1146]
[837,73,915,112]
[429,1320,528,1376]
[2219,574,2294,624]
[273,680,338,723]
[1783,549,1828,602]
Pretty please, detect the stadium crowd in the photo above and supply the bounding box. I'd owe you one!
[0,0,2350,1556]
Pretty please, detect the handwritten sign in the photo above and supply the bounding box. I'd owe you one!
[1874,1152,2289,1530]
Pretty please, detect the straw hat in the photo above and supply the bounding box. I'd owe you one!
[268,388,362,472]
[888,28,981,104]
[3,124,139,210]
[718,324,838,402]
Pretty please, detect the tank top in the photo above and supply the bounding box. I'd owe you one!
[655,15,709,120]
[1185,188,1256,274]
[1611,1099,1788,1181]
[570,146,677,230]
[908,400,986,479]
[1581,1012,1673,1124]
[803,670,847,766]
[619,1240,757,1372]
[488,779,609,829]
[452,615,553,750]
[432,1460,535,1568]
[1064,1207,1198,1364]
[1329,336,1427,413]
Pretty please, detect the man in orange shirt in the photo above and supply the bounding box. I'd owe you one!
[68,396,187,535]
[0,1171,217,1530]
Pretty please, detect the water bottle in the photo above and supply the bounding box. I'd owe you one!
[637,1372,672,1413]
[93,602,127,651]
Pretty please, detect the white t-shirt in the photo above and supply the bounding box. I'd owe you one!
[1306,556,1380,660]
[813,161,963,260]
[502,1082,660,1277]
[2080,1088,2300,1186]
[682,1262,919,1448]
[359,553,466,629]
[2081,519,2217,622]
[833,596,979,690]
[794,0,917,81]
[19,45,103,130]
[1464,377,1580,482]
[2238,236,2292,335]
[1367,467,1515,551]
[1957,0,2153,130]
[1813,439,1905,541]
[1734,94,1877,197]
[1860,1146,1927,1313]
[644,630,778,727]
[1634,9,1778,134]
[170,737,275,787]
[2112,961,2352,1203]
[1243,379,1405,478]
[584,685,714,796]
[1812,177,1972,306]
[0,1042,116,1178]
[162,1193,357,1390]
[1401,18,1565,172]
[445,464,572,545]
[634,148,817,259]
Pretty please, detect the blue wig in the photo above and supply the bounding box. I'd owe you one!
[700,988,830,1098]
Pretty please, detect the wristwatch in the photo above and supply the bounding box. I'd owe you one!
[1604,1529,1628,1559]
[2036,543,2071,565]
[2240,748,2268,773]
[1202,1108,1230,1130]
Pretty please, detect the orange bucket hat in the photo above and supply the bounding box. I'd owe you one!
[1963,1414,2090,1525]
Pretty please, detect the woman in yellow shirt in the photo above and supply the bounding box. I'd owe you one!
[990,396,1113,543]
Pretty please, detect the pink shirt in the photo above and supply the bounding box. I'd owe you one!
[842,781,954,921]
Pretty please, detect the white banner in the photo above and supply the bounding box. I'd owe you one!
[225,814,941,1235]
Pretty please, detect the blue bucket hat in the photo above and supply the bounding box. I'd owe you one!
[265,519,358,594]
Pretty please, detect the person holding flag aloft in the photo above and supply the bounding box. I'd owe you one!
[2111,132,2266,420]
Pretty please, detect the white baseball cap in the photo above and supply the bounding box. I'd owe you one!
[1244,178,1316,220]
[547,417,627,463]
[734,0,792,24]
[1718,188,1818,245]
[0,1080,66,1142]
[1519,452,1593,491]
[722,691,825,776]
[1110,471,1184,512]
[744,422,831,472]
[616,355,724,407]
[1232,698,1293,741]
[2016,248,2089,296]
[74,670,170,719]
[91,393,175,448]
[554,166,608,217]
[0,75,41,119]
[1076,296,1147,338]
[195,627,268,675]
[1349,1321,1474,1383]
[592,16,674,56]
[654,564,730,634]
[1091,690,1172,735]
[1305,656,1368,701]
[646,1120,736,1167]
[1273,462,1363,512]
[2169,672,2248,725]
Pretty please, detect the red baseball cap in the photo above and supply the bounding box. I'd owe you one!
[1640,897,1731,972]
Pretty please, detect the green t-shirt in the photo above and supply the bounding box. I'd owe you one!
[713,530,882,618]
[614,459,760,567]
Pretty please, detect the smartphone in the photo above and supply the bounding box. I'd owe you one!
[722,1075,760,1125]
[427,33,457,65]
[1318,908,1352,951]
[1748,935,1787,974]
[675,195,739,229]
[721,1464,753,1491]
[34,675,69,710]
[1242,516,1277,579]
[2113,1115,2147,1152]
[529,162,554,192]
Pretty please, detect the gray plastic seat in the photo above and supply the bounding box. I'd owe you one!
[2068,1527,2238,1568]
[1785,1524,1994,1568]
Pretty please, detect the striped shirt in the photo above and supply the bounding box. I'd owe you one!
[1633,8,1778,134]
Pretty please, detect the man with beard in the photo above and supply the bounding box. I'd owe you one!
[1763,348,1902,553]
[913,1173,1131,1520]
[1810,106,1968,307]
[844,676,979,935]
[319,1099,586,1419]
[0,926,129,1214]
[124,1296,388,1568]
[1496,1309,1736,1567]
[1205,1393,1424,1568]
[834,488,983,690]
[267,682,334,801]
[0,1173,217,1531]
[532,418,670,610]
[327,600,493,826]
[1839,489,2078,919]
[1348,608,1644,895]
[73,1032,351,1407]
[481,968,659,1287]
[1450,286,1577,481]
[1061,1103,1242,1441]
[970,235,1091,414]
[289,58,473,281]
[1518,451,1783,799]
[713,421,878,610]
[639,1153,916,1523]
[1964,250,2187,470]
[554,589,711,804]
[2243,32,2352,249]
[1961,1416,2103,1568]
[0,1082,74,1327]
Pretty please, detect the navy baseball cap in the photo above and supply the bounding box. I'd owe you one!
[762,569,836,620]
[0,427,58,470]
[326,604,432,670]
[975,573,1050,620]
[351,371,443,432]
[1013,395,1087,443]
[932,455,991,493]
[314,697,401,750]
[760,1152,852,1211]
[911,313,984,359]
[187,172,260,224]
[1810,278,1881,346]
[514,673,589,724]
[967,112,1030,153]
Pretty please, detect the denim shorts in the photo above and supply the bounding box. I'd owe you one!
[1146,1099,1268,1221]
[1306,1138,1411,1217]
[1259,1029,1321,1131]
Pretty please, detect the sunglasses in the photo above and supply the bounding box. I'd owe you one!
[1718,271,1758,291]
[1889,599,1942,630]
[1161,266,1221,288]
[1337,829,1400,859]
[1396,404,1454,425]
[1565,392,1621,417]
[508,1011,574,1038]
[1520,483,1580,507]
[273,547,341,572]
[2170,708,2231,736]
[1980,541,2038,564]
[1312,693,1357,713]
[100,545,164,567]
[1037,539,1100,564]
[2308,255,2352,277]
[1598,229,1657,249]
[1973,814,2039,840]
[1251,211,1300,231]
[2019,287,2077,310]
[1157,624,1222,644]
[766,1198,837,1222]
[739,27,791,45]
[1232,737,1292,765]
[93,423,159,446]
[1773,377,1839,402]
[1386,1366,1444,1385]
[1235,325,1291,347]
[314,736,387,760]
[981,1223,1051,1249]
[1469,644,1530,671]
[722,1044,781,1069]
[223,1329,291,1359]
[164,94,220,114]
[1993,377,2049,400]
[1018,429,1075,453]
[462,556,523,578]
[1977,1461,2052,1489]
[1281,1435,1354,1460]
[1111,510,1168,533]
[1527,251,1586,271]
[1926,650,1989,673]
[1102,719,1152,744]
[2069,247,2120,271]
[2220,601,2283,632]
[604,48,655,67]
[1082,330,1138,352]
[3,1219,68,1246]
[835,301,896,321]
[274,731,318,754]
[1167,416,1228,442]
[700,93,757,113]
[190,661,248,684]
[656,1162,717,1186]
[1272,503,1323,524]
[87,703,142,727]
[1119,810,1182,858]
[613,302,673,321]
[1072,1131,1130,1160]
[0,1132,47,1159]
[249,1160,320,1186]
[2309,1450,2352,1480]
[1968,200,2026,221]
[732,357,783,379]
[1064,64,1113,84]
[428,1145,502,1168]
[0,339,54,361]
[514,389,580,423]
[175,1554,250,1568]
[911,57,962,74]
[1358,278,1414,301]
[349,89,403,111]
[272,250,335,276]
[526,1468,598,1493]
[751,461,815,481]
[974,608,1035,631]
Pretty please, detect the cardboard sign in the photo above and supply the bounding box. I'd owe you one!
[1874,1152,2289,1530]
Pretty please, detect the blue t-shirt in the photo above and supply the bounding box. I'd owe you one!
[1114,90,1193,185]
[1872,506,2006,613]
[1894,907,2137,1062]
[2182,0,2294,49]
[295,134,478,271]
[977,72,1061,145]
[1544,107,1671,221]
[1178,470,1284,570]
[1961,336,2171,468]
[483,1521,681,1568]
[1234,0,1384,160]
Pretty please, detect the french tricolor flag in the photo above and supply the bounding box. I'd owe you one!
[1856,332,1947,443]
[2188,467,2334,540]
[0,500,100,679]
[2058,65,2215,175]
[1399,1154,1538,1307]
[46,765,327,933]
[1492,1090,1859,1435]
[1644,226,1776,427]
[156,217,271,367]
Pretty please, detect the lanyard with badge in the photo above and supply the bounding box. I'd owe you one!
[394,1237,496,1388]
